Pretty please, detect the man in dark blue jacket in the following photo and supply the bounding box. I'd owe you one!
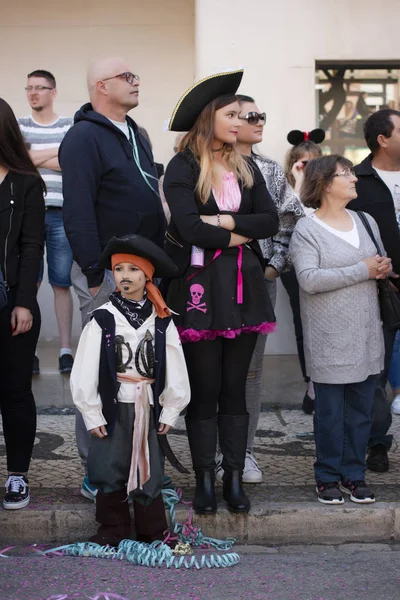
[348,109,400,473]
[59,57,166,500]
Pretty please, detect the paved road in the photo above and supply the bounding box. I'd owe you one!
[0,544,399,600]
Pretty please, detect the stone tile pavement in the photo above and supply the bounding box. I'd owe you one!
[1,408,399,503]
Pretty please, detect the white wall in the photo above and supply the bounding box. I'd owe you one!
[0,0,195,341]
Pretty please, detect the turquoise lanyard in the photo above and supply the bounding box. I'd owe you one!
[128,126,160,197]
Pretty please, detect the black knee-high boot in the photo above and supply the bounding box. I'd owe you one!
[219,414,250,513]
[185,417,218,515]
[89,489,131,546]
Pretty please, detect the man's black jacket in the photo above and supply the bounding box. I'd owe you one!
[59,103,166,288]
[348,154,400,276]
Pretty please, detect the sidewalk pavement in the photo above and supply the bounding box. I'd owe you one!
[1,408,399,547]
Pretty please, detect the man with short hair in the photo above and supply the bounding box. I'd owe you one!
[59,56,166,500]
[348,109,400,473]
[18,70,74,374]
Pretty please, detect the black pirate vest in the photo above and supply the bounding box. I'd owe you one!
[92,308,172,434]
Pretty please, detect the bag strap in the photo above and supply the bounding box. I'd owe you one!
[357,211,383,255]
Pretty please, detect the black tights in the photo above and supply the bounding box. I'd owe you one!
[183,333,258,421]
[0,293,40,473]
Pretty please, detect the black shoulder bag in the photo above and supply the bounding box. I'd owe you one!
[358,211,400,328]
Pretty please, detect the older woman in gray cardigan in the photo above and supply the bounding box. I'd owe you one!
[290,155,391,506]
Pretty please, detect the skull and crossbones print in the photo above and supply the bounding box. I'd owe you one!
[187,283,207,312]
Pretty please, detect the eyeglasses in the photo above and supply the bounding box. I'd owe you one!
[333,169,356,178]
[25,86,54,92]
[102,72,140,85]
[238,112,266,125]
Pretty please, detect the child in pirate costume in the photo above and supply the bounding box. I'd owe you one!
[70,234,190,547]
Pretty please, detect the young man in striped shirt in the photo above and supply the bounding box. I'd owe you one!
[18,70,74,374]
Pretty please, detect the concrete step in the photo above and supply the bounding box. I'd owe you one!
[1,490,399,546]
[33,340,307,408]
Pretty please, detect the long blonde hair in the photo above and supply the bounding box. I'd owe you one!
[178,94,254,204]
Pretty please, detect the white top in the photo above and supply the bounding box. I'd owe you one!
[374,167,400,228]
[70,303,190,431]
[309,210,360,248]
[109,118,130,139]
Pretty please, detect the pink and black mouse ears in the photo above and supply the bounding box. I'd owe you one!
[287,129,325,146]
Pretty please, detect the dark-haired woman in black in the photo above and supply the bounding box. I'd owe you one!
[0,98,45,510]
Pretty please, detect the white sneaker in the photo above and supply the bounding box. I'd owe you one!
[391,394,400,415]
[215,452,224,483]
[242,450,263,484]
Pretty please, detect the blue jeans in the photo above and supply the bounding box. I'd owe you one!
[388,330,400,390]
[313,375,377,483]
[38,208,73,287]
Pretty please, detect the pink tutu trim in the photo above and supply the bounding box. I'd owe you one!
[177,322,276,343]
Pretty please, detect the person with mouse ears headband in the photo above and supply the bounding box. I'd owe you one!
[285,129,325,209]
[282,128,325,416]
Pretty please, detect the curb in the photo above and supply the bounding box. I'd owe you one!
[1,501,399,546]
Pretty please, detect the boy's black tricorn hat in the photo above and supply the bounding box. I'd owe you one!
[99,234,178,278]
[168,69,244,132]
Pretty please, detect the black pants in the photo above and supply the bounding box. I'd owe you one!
[280,268,308,382]
[183,333,258,420]
[0,291,40,472]
[368,323,395,450]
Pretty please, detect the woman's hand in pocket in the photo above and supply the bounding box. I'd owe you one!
[264,266,279,281]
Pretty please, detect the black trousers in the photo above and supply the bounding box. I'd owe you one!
[280,268,308,382]
[0,291,40,472]
[183,333,258,420]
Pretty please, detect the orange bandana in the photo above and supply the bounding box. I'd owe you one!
[111,253,170,319]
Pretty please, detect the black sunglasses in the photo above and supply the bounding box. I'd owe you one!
[238,112,266,125]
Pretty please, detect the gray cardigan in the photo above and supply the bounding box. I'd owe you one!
[289,211,384,384]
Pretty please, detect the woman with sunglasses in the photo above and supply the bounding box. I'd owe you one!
[0,98,45,510]
[163,71,278,515]
[213,94,303,485]
[290,155,390,505]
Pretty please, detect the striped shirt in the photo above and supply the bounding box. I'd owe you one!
[18,115,73,207]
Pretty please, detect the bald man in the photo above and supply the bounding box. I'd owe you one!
[59,57,166,499]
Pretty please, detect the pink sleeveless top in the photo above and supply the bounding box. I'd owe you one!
[212,172,241,212]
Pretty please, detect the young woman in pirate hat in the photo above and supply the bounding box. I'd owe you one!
[70,234,190,547]
[163,70,279,515]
